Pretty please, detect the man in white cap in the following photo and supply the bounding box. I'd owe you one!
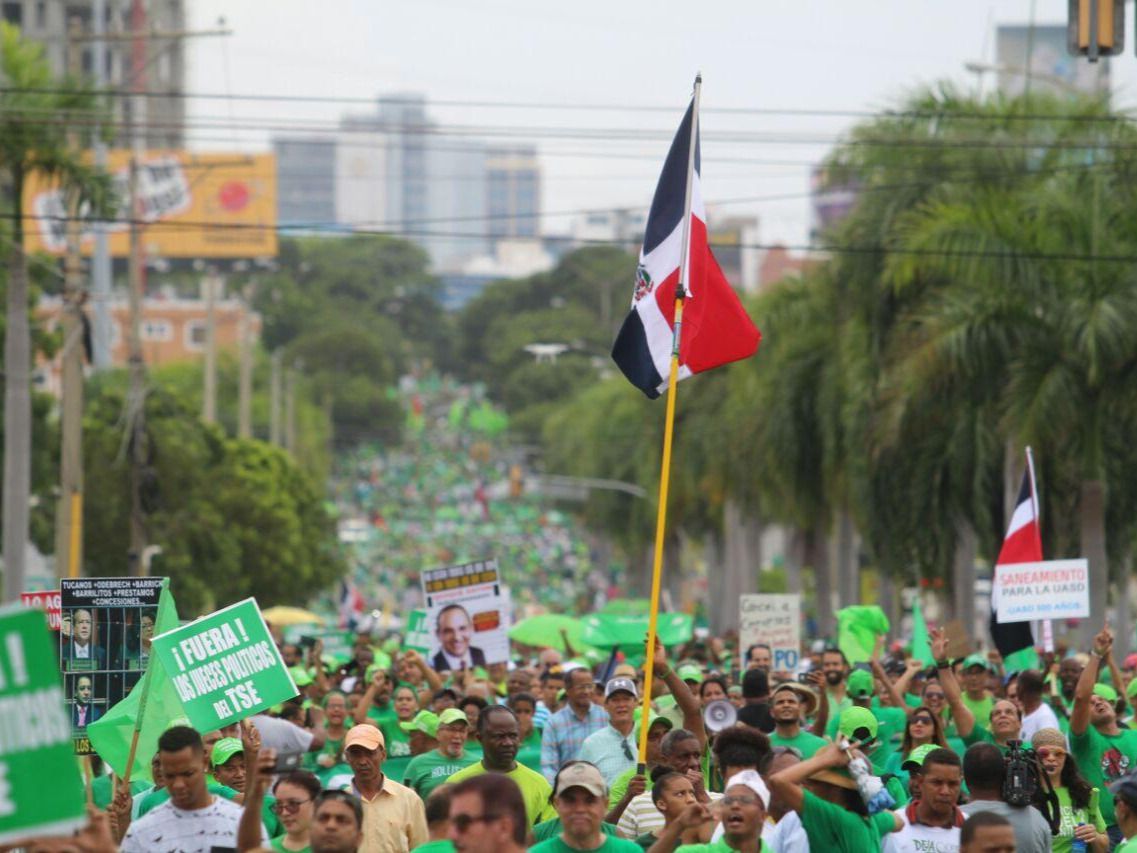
[529,762,641,853]
[579,677,639,784]
[341,723,428,853]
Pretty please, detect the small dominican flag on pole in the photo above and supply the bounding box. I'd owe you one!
[990,449,1044,661]
[611,89,760,397]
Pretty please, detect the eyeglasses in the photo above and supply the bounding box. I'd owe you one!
[720,795,761,807]
[910,716,935,726]
[1036,748,1066,760]
[451,813,499,832]
[621,739,634,761]
[271,799,312,814]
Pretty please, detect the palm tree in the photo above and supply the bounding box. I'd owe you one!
[0,23,108,598]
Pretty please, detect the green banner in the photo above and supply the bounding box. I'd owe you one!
[0,606,85,843]
[402,609,431,655]
[151,598,297,731]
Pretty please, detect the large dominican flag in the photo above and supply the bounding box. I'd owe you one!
[989,465,1043,659]
[611,97,760,398]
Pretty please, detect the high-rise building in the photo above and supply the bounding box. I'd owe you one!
[486,146,540,239]
[275,94,541,272]
[2,0,187,148]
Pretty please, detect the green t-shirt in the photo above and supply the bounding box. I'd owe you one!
[533,819,617,843]
[446,761,557,826]
[800,788,896,853]
[608,767,652,808]
[411,840,455,853]
[303,733,345,772]
[381,720,415,786]
[404,749,478,798]
[270,836,311,853]
[769,729,827,759]
[1070,725,1137,825]
[529,833,642,853]
[674,839,734,853]
[517,728,543,772]
[366,702,398,730]
[1051,786,1105,853]
[89,776,149,810]
[1118,837,1137,853]
[961,692,995,724]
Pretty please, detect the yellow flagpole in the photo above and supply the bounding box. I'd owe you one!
[637,73,701,769]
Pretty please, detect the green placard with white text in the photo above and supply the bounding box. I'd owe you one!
[0,606,85,844]
[151,598,297,731]
[402,609,431,655]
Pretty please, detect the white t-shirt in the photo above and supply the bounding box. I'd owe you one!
[249,713,315,753]
[1019,701,1062,743]
[881,807,960,853]
[121,795,266,853]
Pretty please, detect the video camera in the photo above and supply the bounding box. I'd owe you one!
[1003,740,1060,834]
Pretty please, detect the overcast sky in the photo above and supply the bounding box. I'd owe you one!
[185,1,1137,246]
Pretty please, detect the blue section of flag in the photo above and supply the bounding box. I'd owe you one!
[641,101,700,256]
[611,310,664,398]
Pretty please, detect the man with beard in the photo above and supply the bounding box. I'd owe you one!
[446,705,556,826]
[767,683,826,759]
[819,648,851,714]
[1071,623,1137,847]
[405,709,477,799]
[882,749,965,853]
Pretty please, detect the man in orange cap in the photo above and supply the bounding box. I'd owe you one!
[342,723,428,853]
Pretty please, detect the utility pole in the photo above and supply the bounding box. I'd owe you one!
[269,349,282,445]
[89,0,112,370]
[125,0,149,575]
[202,270,219,424]
[283,366,296,454]
[55,17,87,580]
[237,281,255,439]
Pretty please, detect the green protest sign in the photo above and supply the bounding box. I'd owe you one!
[402,609,431,655]
[0,606,85,844]
[151,598,297,731]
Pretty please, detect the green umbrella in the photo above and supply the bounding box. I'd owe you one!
[600,599,652,616]
[508,614,586,652]
[582,612,693,650]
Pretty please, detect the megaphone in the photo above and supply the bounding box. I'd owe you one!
[703,699,738,733]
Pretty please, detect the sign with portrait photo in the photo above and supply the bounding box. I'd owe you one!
[59,577,164,753]
[420,559,510,670]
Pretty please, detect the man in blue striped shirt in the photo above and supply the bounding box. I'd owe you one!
[540,666,609,782]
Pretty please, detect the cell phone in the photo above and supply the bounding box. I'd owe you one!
[298,635,317,649]
[273,751,302,773]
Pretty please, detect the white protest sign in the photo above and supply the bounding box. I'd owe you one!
[995,559,1090,623]
[738,594,801,671]
[421,559,510,670]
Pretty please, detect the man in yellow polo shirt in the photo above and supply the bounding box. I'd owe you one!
[342,723,428,853]
[447,705,557,826]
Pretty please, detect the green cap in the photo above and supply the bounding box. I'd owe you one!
[1127,679,1137,700]
[438,708,469,727]
[847,669,874,699]
[676,664,703,684]
[962,653,993,672]
[901,743,939,770]
[399,710,440,738]
[838,706,879,742]
[1093,683,1119,703]
[211,737,244,768]
[290,666,314,688]
[633,707,673,738]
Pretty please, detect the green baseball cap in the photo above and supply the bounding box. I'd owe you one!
[289,666,314,688]
[399,710,440,738]
[1093,683,1119,703]
[838,706,879,743]
[211,737,244,768]
[901,743,939,771]
[847,669,874,699]
[962,653,993,672]
[1127,679,1137,700]
[676,664,703,684]
[438,708,469,727]
[633,707,673,738]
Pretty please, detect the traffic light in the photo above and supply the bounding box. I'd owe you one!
[1068,0,1125,61]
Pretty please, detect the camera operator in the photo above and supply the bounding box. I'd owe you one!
[959,743,1051,852]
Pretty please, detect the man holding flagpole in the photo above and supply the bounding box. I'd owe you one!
[610,73,760,767]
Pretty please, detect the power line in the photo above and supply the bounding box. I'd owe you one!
[19,213,1137,265]
[2,85,1133,124]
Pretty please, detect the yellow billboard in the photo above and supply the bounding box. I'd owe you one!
[24,151,277,259]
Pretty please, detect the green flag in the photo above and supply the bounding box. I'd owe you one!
[87,585,187,782]
[910,597,934,665]
[836,605,890,665]
[1004,646,1041,672]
